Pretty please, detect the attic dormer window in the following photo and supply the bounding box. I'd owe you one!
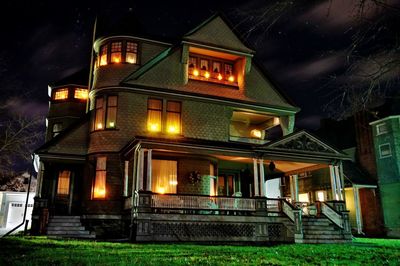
[189,54,237,85]
[54,88,69,100]
[97,40,139,67]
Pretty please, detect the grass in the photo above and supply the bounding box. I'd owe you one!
[0,237,399,265]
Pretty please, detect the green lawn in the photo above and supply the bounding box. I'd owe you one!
[0,237,399,265]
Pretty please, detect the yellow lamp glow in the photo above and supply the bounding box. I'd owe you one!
[217,74,223,80]
[193,69,199,76]
[251,129,262,139]
[273,117,280,126]
[168,126,178,134]
[228,75,235,82]
[169,180,178,186]
[157,187,165,194]
[109,122,115,128]
[96,123,103,130]
[204,71,210,78]
[93,188,106,198]
[149,123,160,132]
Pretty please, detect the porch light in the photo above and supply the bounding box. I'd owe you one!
[250,129,262,139]
[96,123,103,130]
[204,71,210,78]
[149,123,160,132]
[217,73,223,80]
[228,75,235,82]
[193,69,199,77]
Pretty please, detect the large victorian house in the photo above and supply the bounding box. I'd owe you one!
[32,14,353,243]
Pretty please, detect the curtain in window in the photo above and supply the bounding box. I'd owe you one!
[54,88,68,100]
[74,88,88,100]
[95,98,104,130]
[106,96,118,128]
[93,157,106,198]
[166,101,181,134]
[100,45,108,66]
[147,99,162,132]
[151,160,177,194]
[57,170,71,195]
[110,42,122,63]
[126,42,137,64]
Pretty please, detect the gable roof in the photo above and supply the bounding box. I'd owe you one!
[183,13,254,54]
[259,130,350,160]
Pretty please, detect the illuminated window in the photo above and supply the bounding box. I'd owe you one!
[126,42,138,64]
[74,88,88,100]
[52,123,63,137]
[93,157,106,199]
[100,44,108,66]
[152,159,177,194]
[298,193,310,203]
[166,101,181,134]
[111,42,122,63]
[106,96,117,128]
[189,56,197,69]
[316,190,326,202]
[54,88,69,100]
[147,99,162,132]
[94,97,104,130]
[57,170,71,195]
[189,54,236,84]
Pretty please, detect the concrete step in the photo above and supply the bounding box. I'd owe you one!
[48,234,96,239]
[47,226,86,231]
[302,221,332,226]
[47,230,90,235]
[296,238,351,244]
[47,222,82,227]
[303,229,342,235]
[302,225,337,230]
[50,217,81,222]
[303,234,344,240]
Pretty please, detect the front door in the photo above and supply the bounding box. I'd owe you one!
[217,170,240,196]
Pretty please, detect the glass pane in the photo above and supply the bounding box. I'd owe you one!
[106,107,117,128]
[100,45,108,66]
[108,96,118,107]
[53,123,62,133]
[74,88,88,99]
[151,160,177,194]
[148,99,162,110]
[166,112,180,134]
[96,157,107,170]
[111,42,122,52]
[95,109,104,130]
[126,52,137,64]
[189,57,197,68]
[96,97,103,108]
[57,170,71,195]
[93,170,106,198]
[126,42,137,52]
[147,109,162,132]
[167,101,181,112]
[200,59,208,71]
[111,52,122,63]
[212,62,221,73]
[54,88,69,100]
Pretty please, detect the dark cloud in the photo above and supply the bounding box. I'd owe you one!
[3,97,48,118]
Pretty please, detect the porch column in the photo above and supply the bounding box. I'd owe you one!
[36,162,45,197]
[253,158,259,196]
[259,159,265,197]
[137,148,145,191]
[146,149,152,191]
[329,165,338,200]
[335,164,344,201]
[290,175,299,202]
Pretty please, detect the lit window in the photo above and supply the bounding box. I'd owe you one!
[200,59,209,71]
[54,88,69,100]
[189,56,197,69]
[93,157,106,199]
[57,170,71,195]
[298,193,309,203]
[166,101,181,134]
[94,97,104,130]
[52,123,63,137]
[316,190,326,202]
[111,42,122,63]
[379,143,392,158]
[100,45,108,66]
[147,99,162,132]
[377,123,388,135]
[250,129,262,139]
[126,42,138,64]
[106,96,117,128]
[74,88,88,100]
[152,160,177,194]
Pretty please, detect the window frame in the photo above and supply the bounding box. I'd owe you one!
[52,123,63,137]
[147,98,163,133]
[93,157,107,199]
[166,100,182,135]
[379,143,392,158]
[106,95,118,129]
[92,95,118,131]
[56,170,71,196]
[376,123,388,135]
[147,98,182,135]
[53,88,69,101]
[96,40,140,67]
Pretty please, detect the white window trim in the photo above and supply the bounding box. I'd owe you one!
[376,123,388,135]
[379,143,392,158]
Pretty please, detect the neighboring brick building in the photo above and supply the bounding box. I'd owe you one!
[32,14,353,243]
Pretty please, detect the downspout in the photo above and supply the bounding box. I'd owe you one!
[1,157,34,238]
[129,144,141,240]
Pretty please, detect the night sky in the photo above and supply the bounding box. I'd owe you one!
[1,1,398,142]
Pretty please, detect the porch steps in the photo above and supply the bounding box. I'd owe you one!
[296,217,352,244]
[47,216,95,239]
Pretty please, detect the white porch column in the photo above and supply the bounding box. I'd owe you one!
[138,148,145,191]
[36,162,44,197]
[335,165,344,200]
[259,159,265,197]
[353,186,363,234]
[290,175,299,202]
[146,149,152,191]
[329,165,338,200]
[253,158,259,196]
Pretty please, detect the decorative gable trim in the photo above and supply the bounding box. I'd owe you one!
[265,130,346,156]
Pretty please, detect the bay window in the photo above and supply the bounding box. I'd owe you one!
[93,157,106,199]
[97,40,138,66]
[151,159,177,194]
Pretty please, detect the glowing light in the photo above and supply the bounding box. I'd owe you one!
[93,188,106,198]
[217,73,223,80]
[74,88,88,100]
[168,126,178,134]
[273,117,280,126]
[317,191,325,202]
[204,71,210,78]
[109,122,115,128]
[251,129,262,139]
[157,187,165,194]
[54,88,69,100]
[193,69,199,76]
[96,123,103,130]
[149,123,160,132]
[100,55,107,66]
[169,180,178,186]
[228,75,235,82]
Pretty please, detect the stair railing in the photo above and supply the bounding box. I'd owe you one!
[321,202,344,228]
[281,199,303,237]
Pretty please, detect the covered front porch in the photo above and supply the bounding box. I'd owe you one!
[123,131,352,243]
